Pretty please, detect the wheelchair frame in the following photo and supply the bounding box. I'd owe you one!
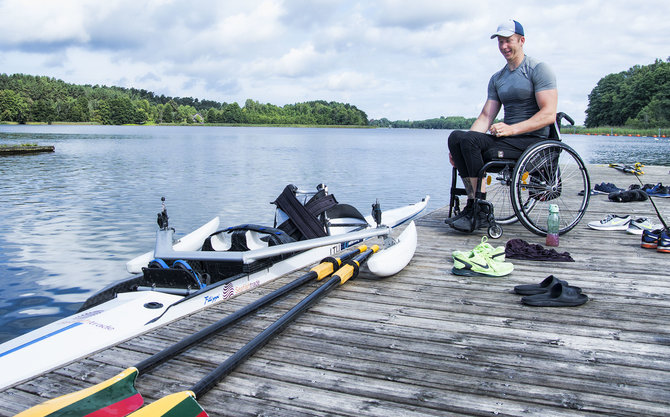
[447,113,591,238]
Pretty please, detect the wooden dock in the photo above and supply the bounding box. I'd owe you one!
[1,164,669,416]
[0,145,54,156]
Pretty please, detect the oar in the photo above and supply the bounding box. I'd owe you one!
[127,245,379,417]
[15,245,367,417]
[631,169,669,229]
[609,162,645,175]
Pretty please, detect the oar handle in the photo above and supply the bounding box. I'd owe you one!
[333,244,379,285]
[312,245,366,280]
[191,246,378,397]
[135,245,366,374]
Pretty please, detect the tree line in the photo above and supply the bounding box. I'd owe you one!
[585,58,670,128]
[0,74,369,126]
[369,116,476,129]
[4,61,667,129]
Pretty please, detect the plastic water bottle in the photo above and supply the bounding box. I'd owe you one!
[546,204,560,247]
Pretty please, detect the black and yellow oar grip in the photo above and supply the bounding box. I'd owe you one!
[335,244,379,285]
[312,245,367,280]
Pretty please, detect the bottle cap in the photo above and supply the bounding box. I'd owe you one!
[549,204,559,213]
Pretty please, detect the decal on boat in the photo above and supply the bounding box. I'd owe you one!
[0,322,84,358]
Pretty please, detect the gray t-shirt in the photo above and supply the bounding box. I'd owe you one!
[487,55,557,137]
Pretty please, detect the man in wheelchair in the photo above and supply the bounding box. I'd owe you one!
[447,19,558,233]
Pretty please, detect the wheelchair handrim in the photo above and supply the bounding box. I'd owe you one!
[510,141,591,236]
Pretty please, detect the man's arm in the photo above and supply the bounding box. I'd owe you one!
[469,99,501,133]
[489,88,557,137]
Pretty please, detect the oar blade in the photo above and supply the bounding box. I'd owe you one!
[127,391,207,417]
[16,368,143,417]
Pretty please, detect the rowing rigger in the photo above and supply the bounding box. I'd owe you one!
[0,183,427,391]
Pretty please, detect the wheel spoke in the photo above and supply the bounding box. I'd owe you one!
[511,141,590,236]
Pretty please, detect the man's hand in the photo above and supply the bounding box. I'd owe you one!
[489,122,515,137]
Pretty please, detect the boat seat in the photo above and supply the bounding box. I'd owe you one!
[202,224,294,252]
[326,203,366,221]
[273,184,338,240]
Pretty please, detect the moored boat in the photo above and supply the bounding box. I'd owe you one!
[0,183,428,390]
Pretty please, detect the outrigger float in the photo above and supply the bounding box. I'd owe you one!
[0,184,428,391]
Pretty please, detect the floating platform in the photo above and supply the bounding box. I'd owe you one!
[0,164,669,416]
[0,145,54,156]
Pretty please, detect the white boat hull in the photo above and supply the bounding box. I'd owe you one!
[365,221,417,277]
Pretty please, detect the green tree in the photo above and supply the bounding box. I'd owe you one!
[107,96,134,124]
[0,89,24,121]
[222,102,244,123]
[0,73,373,126]
[177,105,198,124]
[135,99,151,123]
[32,99,56,123]
[205,107,219,123]
[586,58,670,127]
[161,102,175,123]
[92,100,113,124]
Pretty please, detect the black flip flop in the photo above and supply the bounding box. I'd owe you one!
[521,283,588,307]
[514,275,578,295]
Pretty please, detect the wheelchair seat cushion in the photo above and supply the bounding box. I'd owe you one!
[483,147,524,162]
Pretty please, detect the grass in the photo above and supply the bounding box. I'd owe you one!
[1,119,667,135]
[0,143,39,147]
[561,125,670,138]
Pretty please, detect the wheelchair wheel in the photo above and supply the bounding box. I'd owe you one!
[487,223,503,239]
[510,141,590,236]
[484,166,518,225]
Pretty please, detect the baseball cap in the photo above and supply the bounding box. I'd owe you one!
[490,19,524,38]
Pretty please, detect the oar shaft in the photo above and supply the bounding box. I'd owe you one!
[135,245,365,374]
[632,172,669,229]
[191,246,378,397]
[135,273,313,374]
[191,276,339,396]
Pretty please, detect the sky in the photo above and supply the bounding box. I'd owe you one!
[1,0,669,125]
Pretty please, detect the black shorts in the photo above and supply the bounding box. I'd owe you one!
[447,130,544,177]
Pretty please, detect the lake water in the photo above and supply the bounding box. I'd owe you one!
[0,125,668,343]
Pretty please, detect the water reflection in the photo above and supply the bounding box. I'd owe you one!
[0,126,455,342]
[563,134,670,166]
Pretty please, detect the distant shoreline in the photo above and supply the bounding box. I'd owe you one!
[0,121,375,129]
[0,144,54,155]
[2,121,669,137]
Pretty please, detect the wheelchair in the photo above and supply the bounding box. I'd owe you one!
[447,112,591,238]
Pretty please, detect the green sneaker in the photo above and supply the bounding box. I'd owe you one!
[452,248,514,277]
[452,236,505,262]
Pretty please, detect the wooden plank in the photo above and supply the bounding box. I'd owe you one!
[0,145,54,155]
[1,163,670,416]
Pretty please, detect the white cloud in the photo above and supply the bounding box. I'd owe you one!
[326,71,377,91]
[371,1,474,29]
[0,0,669,124]
[249,43,326,77]
[194,0,285,54]
[0,0,94,45]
